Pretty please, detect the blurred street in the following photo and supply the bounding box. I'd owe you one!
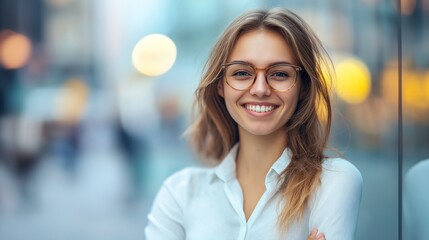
[0,123,195,240]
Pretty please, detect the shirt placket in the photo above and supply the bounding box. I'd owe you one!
[223,175,279,240]
[246,175,278,231]
[224,179,247,240]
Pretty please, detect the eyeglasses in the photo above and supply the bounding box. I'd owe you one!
[221,61,302,92]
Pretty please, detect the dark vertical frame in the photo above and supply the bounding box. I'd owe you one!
[397,0,403,238]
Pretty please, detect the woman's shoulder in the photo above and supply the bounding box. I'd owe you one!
[311,157,363,207]
[321,157,363,186]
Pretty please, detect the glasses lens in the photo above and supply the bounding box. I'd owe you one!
[224,64,255,90]
[266,65,297,91]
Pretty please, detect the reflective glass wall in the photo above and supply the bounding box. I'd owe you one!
[402,1,429,240]
[0,0,424,239]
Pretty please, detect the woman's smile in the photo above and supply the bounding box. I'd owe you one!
[244,103,278,113]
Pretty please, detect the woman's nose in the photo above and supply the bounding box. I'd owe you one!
[249,72,271,97]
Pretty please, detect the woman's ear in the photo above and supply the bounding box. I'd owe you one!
[217,80,224,97]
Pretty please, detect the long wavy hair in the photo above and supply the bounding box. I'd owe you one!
[186,7,333,231]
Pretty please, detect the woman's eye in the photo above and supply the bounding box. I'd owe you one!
[233,71,252,77]
[272,72,289,78]
[269,70,293,82]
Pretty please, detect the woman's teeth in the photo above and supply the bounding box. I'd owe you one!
[245,104,276,113]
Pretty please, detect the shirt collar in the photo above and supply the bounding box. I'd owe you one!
[271,147,292,175]
[214,143,292,184]
[265,148,291,187]
[214,144,239,182]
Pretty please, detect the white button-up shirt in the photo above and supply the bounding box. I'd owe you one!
[145,145,362,240]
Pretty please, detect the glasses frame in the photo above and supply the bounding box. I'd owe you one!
[221,61,303,92]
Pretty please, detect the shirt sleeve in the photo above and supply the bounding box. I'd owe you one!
[308,159,363,240]
[144,181,185,240]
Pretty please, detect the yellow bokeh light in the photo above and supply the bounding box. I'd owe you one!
[403,69,428,109]
[424,71,429,104]
[380,60,398,105]
[316,96,329,123]
[335,57,371,104]
[132,34,177,77]
[319,59,334,90]
[0,30,32,69]
[315,57,334,123]
[381,63,429,123]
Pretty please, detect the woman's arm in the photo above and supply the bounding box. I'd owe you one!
[145,182,185,240]
[309,159,363,240]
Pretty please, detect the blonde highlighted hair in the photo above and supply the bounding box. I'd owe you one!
[186,7,333,231]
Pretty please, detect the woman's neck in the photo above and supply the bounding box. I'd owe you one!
[236,127,287,180]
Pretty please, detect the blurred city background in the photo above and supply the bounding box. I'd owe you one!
[0,0,428,239]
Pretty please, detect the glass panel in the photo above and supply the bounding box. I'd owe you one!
[402,2,429,240]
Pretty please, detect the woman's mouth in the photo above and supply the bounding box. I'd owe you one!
[244,104,278,113]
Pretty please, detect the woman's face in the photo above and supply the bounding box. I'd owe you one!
[218,29,301,137]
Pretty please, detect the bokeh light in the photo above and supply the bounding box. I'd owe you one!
[403,69,428,110]
[320,58,334,90]
[424,71,429,104]
[315,58,335,123]
[401,68,429,122]
[316,96,329,123]
[381,60,398,105]
[57,78,89,124]
[335,57,371,104]
[401,0,416,15]
[0,30,32,69]
[131,34,177,77]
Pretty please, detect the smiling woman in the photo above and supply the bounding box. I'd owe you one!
[145,7,362,240]
[217,29,302,138]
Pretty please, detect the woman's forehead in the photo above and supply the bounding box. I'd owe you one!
[227,29,298,67]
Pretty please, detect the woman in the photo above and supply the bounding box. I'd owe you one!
[145,8,362,240]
